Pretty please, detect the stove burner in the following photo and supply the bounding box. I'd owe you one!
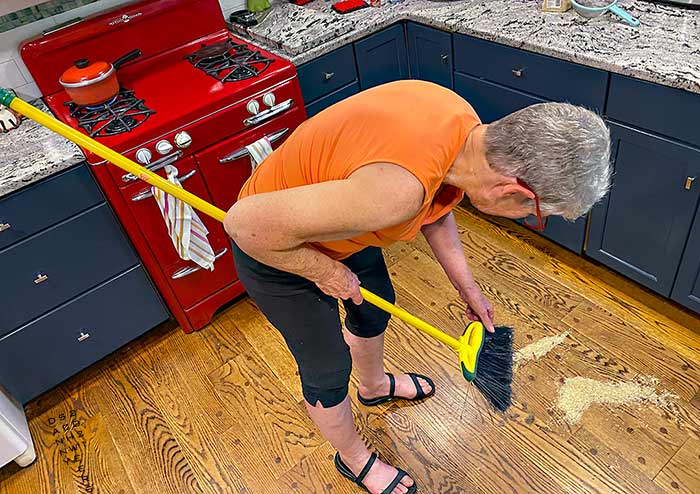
[65,89,155,138]
[185,39,274,83]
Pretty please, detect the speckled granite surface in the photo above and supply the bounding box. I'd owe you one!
[229,0,700,94]
[0,100,84,198]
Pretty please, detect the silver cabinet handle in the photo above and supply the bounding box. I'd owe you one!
[440,54,449,64]
[685,176,696,190]
[323,71,335,81]
[171,247,228,279]
[243,99,293,127]
[77,331,91,342]
[0,223,10,232]
[219,128,289,163]
[131,169,196,202]
[34,273,48,284]
[122,150,183,183]
[512,68,525,77]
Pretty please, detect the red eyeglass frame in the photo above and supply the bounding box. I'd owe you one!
[516,178,548,231]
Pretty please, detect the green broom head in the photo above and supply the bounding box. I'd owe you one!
[459,322,514,412]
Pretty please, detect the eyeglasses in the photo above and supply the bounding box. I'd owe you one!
[516,178,548,232]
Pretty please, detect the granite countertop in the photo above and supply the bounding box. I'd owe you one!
[229,0,700,94]
[0,100,84,198]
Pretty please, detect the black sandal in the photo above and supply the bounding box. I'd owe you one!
[357,373,435,407]
[334,452,417,494]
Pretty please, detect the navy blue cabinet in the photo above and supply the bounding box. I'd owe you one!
[297,44,358,112]
[407,23,452,89]
[587,123,700,296]
[672,210,700,313]
[354,24,408,90]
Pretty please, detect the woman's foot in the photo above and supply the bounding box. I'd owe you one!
[358,373,434,402]
[337,450,416,494]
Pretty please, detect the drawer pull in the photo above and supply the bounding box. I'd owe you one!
[685,176,696,190]
[323,71,335,81]
[77,331,91,342]
[512,68,525,77]
[171,247,228,280]
[34,273,48,284]
[219,128,289,163]
[243,99,293,127]
[441,54,449,64]
[0,223,10,232]
[132,169,196,201]
[122,150,184,183]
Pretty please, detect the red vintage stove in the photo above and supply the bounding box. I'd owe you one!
[20,0,306,332]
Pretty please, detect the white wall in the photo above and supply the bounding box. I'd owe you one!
[0,0,246,100]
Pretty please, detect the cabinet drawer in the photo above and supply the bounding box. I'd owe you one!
[0,165,103,251]
[305,82,360,117]
[0,204,138,333]
[607,74,700,149]
[454,34,607,111]
[454,72,546,123]
[0,266,168,404]
[297,45,357,104]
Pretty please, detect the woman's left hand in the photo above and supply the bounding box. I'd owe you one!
[460,284,495,333]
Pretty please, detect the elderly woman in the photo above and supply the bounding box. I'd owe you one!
[224,79,611,494]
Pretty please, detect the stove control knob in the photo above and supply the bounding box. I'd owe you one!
[136,148,152,165]
[262,92,276,107]
[156,139,174,155]
[246,99,260,115]
[174,131,192,149]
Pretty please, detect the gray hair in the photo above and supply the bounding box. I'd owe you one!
[484,102,612,220]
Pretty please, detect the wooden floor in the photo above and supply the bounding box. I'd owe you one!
[2,205,700,494]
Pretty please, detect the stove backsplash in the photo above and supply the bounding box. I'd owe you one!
[0,0,246,100]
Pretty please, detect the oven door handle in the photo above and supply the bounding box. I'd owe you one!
[131,169,196,202]
[122,150,183,183]
[243,99,293,127]
[219,127,289,163]
[171,247,228,279]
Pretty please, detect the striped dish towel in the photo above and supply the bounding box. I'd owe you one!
[246,135,273,171]
[151,165,215,271]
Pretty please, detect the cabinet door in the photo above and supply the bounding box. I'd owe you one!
[587,123,700,296]
[354,24,408,90]
[671,209,700,314]
[406,23,452,89]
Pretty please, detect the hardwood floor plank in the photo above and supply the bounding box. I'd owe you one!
[208,351,324,480]
[277,441,356,494]
[90,351,206,494]
[562,302,700,401]
[654,438,700,494]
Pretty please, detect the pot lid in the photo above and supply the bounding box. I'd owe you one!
[60,59,114,87]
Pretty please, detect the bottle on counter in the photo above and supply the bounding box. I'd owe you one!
[541,0,571,12]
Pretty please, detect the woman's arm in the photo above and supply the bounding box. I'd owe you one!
[225,163,424,303]
[421,212,495,331]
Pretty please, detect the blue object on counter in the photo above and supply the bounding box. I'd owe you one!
[570,0,640,27]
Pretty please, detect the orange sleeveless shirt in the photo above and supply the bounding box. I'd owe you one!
[238,80,481,260]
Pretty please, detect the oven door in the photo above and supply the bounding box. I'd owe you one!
[120,156,236,309]
[195,107,306,211]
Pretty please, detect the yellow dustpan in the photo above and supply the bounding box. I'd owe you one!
[1,88,485,384]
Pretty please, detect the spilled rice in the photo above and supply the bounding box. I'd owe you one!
[557,376,679,424]
[514,331,569,369]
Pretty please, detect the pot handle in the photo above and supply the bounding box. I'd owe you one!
[113,49,142,69]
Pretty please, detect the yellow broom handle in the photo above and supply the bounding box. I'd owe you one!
[6,91,460,350]
[360,288,460,350]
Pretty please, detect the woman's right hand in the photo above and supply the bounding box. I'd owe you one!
[315,262,363,305]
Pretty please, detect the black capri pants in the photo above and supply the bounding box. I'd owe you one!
[231,241,396,408]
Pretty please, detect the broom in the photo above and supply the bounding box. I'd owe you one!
[0,88,514,412]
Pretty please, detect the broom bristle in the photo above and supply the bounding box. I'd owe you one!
[473,325,514,412]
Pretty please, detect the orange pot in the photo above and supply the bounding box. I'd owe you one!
[59,49,141,106]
